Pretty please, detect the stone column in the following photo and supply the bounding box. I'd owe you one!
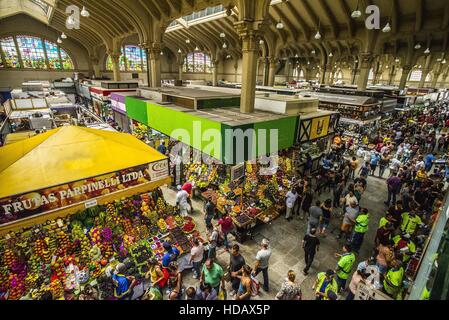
[148,44,162,87]
[268,57,277,87]
[284,59,291,83]
[234,60,239,83]
[324,64,333,85]
[398,65,411,90]
[419,69,430,88]
[90,57,101,78]
[388,65,396,85]
[440,72,449,88]
[357,53,374,91]
[262,57,269,86]
[235,22,264,113]
[432,72,441,88]
[212,60,220,86]
[110,52,121,81]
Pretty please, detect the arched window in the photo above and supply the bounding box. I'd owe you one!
[334,70,343,79]
[299,69,305,78]
[183,52,212,73]
[409,70,422,81]
[106,45,146,72]
[368,68,374,80]
[0,35,74,70]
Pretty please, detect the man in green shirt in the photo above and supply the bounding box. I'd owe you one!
[335,244,356,292]
[200,259,225,294]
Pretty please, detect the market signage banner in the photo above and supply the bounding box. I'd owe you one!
[0,159,169,226]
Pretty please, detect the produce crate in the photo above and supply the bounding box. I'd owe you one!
[232,214,254,228]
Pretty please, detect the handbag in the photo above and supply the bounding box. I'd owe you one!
[218,289,227,300]
[250,276,260,297]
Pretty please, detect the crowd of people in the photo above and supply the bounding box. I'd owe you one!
[96,100,448,301]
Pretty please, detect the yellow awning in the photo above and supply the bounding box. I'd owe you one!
[0,126,167,198]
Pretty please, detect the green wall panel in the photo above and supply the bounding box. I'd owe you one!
[147,103,222,160]
[253,116,298,156]
[125,96,149,125]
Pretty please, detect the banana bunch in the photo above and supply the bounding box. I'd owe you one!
[50,279,64,300]
[157,198,166,211]
[28,254,42,274]
[57,231,70,254]
[51,257,65,279]
[3,249,15,269]
[101,242,114,259]
[25,273,39,291]
[175,215,184,227]
[122,218,134,236]
[34,239,47,259]
[47,235,58,254]
[106,203,116,215]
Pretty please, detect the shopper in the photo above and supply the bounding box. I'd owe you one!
[218,212,233,250]
[195,284,217,301]
[307,201,322,235]
[176,185,191,216]
[378,152,391,178]
[385,174,402,206]
[335,244,356,292]
[207,225,220,260]
[370,152,381,176]
[349,157,359,180]
[229,244,246,296]
[167,262,183,300]
[346,270,366,300]
[204,196,215,229]
[275,270,302,300]
[253,239,272,292]
[300,187,313,220]
[111,263,137,300]
[302,228,320,275]
[337,201,359,240]
[145,258,169,290]
[235,265,253,300]
[157,140,167,155]
[285,187,298,221]
[319,199,333,237]
[189,239,204,279]
[200,259,225,294]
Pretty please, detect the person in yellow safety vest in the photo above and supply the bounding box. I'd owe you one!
[335,244,356,292]
[420,287,430,300]
[378,213,396,229]
[393,233,416,263]
[351,208,369,253]
[400,211,423,235]
[313,269,339,300]
[383,260,404,299]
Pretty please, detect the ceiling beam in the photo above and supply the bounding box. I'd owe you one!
[152,0,170,20]
[138,0,161,21]
[391,0,399,35]
[299,0,319,30]
[317,0,338,38]
[284,1,310,40]
[336,0,354,38]
[442,2,449,30]
[167,0,182,16]
[415,0,423,33]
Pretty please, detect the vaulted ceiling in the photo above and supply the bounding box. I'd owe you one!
[1,0,449,70]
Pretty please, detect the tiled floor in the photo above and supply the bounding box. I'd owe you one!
[162,171,390,300]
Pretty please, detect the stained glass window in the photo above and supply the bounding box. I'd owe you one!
[60,48,74,70]
[124,46,142,71]
[16,35,47,69]
[45,41,61,69]
[0,35,74,70]
[141,49,147,71]
[0,36,20,68]
[409,70,422,81]
[368,68,374,80]
[183,52,211,73]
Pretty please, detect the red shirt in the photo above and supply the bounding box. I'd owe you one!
[218,216,233,234]
[182,183,192,195]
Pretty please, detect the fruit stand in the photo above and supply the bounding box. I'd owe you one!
[0,126,209,300]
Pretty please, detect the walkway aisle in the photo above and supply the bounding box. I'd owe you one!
[161,172,388,300]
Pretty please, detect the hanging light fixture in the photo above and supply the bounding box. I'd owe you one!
[424,47,430,54]
[414,43,421,50]
[220,33,226,38]
[57,37,62,44]
[442,59,447,64]
[61,32,67,39]
[160,51,164,56]
[311,50,316,54]
[276,21,284,29]
[226,55,231,59]
[259,39,264,45]
[382,22,391,33]
[329,52,333,57]
[351,0,362,19]
[222,42,227,49]
[185,39,190,44]
[437,58,442,62]
[194,46,199,51]
[80,6,90,18]
[178,49,182,53]
[395,58,400,63]
[314,31,321,40]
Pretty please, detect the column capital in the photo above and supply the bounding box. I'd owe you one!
[89,56,100,65]
[268,57,278,65]
[108,52,121,63]
[234,21,266,53]
[145,43,162,60]
[359,52,375,68]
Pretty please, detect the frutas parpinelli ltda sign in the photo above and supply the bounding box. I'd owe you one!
[0,160,168,225]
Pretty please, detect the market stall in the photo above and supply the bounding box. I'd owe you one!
[0,126,208,300]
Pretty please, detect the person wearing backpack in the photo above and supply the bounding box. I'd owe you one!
[162,242,180,268]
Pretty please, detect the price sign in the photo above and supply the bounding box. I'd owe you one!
[84,199,98,209]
